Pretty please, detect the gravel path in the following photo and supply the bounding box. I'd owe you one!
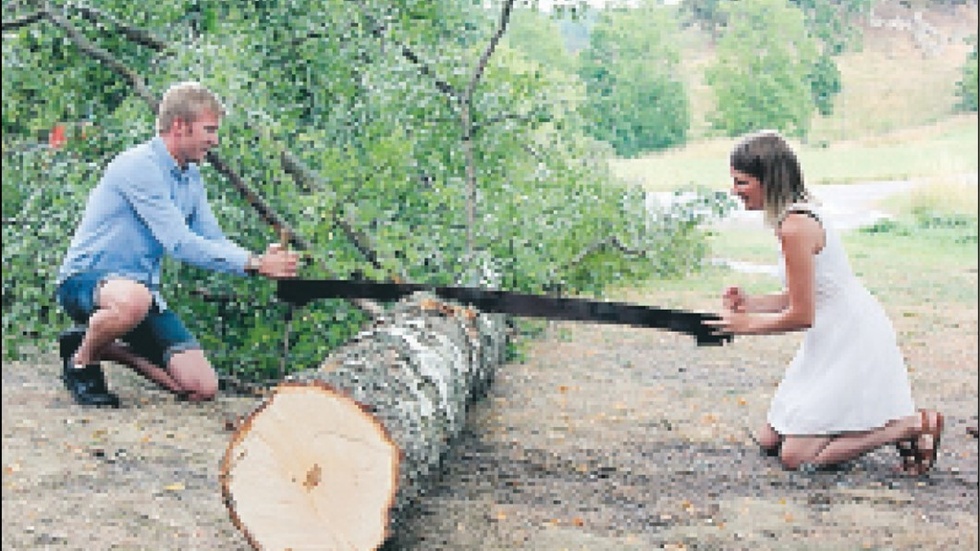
[714,179,926,232]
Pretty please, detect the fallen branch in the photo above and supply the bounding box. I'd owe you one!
[2,9,45,31]
[279,150,391,276]
[43,8,159,112]
[70,2,169,51]
[205,151,310,251]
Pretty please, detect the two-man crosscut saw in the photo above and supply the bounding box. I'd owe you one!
[276,279,733,346]
[209,162,730,347]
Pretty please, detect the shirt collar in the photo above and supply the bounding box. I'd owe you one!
[149,136,197,182]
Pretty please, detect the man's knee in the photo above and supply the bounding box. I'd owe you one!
[169,349,218,401]
[176,372,219,402]
[191,374,219,401]
[98,279,153,324]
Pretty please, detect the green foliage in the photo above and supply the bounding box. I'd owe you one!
[861,210,978,245]
[1,149,95,344]
[788,0,867,118]
[504,6,577,74]
[2,0,719,383]
[683,0,868,56]
[705,0,818,138]
[682,0,853,122]
[956,35,979,112]
[577,2,690,157]
[845,215,978,308]
[809,53,842,117]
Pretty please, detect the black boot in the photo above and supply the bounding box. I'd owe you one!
[59,328,120,408]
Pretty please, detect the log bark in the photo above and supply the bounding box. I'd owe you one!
[220,292,508,550]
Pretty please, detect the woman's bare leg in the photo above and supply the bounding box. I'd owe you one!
[779,414,922,471]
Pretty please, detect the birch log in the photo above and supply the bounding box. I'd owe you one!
[220,292,508,550]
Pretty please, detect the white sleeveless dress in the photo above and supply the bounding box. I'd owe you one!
[767,204,916,435]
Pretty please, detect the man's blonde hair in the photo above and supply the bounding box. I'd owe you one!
[156,81,226,133]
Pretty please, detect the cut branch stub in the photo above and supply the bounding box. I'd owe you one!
[220,382,400,550]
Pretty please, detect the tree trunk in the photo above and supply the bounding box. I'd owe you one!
[220,292,508,550]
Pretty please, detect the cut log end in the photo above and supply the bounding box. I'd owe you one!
[220,382,400,551]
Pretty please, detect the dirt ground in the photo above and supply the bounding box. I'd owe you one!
[2,280,977,550]
[393,313,979,551]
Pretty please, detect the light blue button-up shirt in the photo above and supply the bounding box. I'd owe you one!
[57,136,251,309]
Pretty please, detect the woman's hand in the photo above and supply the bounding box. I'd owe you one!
[722,286,747,312]
[705,309,752,336]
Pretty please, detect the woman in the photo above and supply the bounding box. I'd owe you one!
[706,130,942,475]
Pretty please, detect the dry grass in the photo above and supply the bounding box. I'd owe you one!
[808,23,976,142]
[685,2,979,143]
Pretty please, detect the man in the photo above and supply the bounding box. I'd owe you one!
[55,81,298,407]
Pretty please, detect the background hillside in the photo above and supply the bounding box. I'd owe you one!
[677,0,979,141]
[610,0,978,191]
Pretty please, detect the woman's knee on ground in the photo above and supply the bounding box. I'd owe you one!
[755,424,782,454]
[778,449,811,470]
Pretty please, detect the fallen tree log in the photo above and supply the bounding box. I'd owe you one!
[220,292,508,550]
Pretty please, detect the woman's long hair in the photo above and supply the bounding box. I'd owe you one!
[730,130,812,226]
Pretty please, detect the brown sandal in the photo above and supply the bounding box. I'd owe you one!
[912,409,944,475]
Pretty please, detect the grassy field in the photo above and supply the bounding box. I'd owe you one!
[610,113,978,192]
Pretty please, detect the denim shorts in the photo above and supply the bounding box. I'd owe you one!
[56,271,200,368]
